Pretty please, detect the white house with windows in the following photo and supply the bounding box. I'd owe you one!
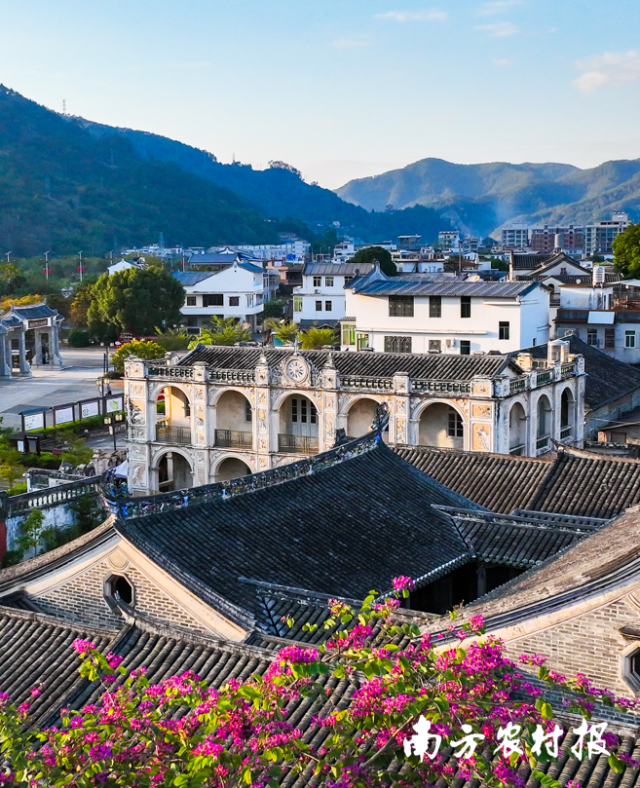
[340,266,550,355]
[555,279,640,363]
[292,262,375,326]
[173,261,265,332]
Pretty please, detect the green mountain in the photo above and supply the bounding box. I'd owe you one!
[0,86,287,257]
[336,157,640,237]
[78,119,448,245]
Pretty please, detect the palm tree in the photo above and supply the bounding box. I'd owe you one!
[264,318,298,345]
[299,327,337,349]
[188,316,252,348]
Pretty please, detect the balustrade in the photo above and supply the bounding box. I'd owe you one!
[278,434,318,454]
[509,378,527,395]
[209,369,256,384]
[560,426,572,440]
[536,435,550,452]
[339,376,393,391]
[411,379,471,394]
[9,476,102,514]
[215,429,253,449]
[509,444,525,456]
[147,366,194,379]
[156,424,191,445]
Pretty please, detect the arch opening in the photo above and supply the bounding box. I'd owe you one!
[157,451,193,492]
[215,390,253,449]
[155,386,192,445]
[106,575,134,606]
[536,395,552,453]
[419,403,464,449]
[346,398,389,441]
[215,457,252,483]
[560,389,575,441]
[278,394,318,454]
[508,402,527,456]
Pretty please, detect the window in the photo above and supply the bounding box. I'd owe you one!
[245,400,252,422]
[324,301,332,312]
[460,340,471,355]
[429,339,442,354]
[448,408,464,438]
[499,321,510,340]
[626,330,636,348]
[532,338,537,347]
[587,329,597,346]
[186,317,199,327]
[313,276,322,287]
[291,397,317,424]
[384,336,412,353]
[246,294,254,307]
[229,296,240,307]
[461,296,471,318]
[389,295,414,317]
[342,324,355,345]
[325,276,334,287]
[357,333,369,350]
[203,294,224,307]
[293,297,303,313]
[429,296,442,318]
[623,647,640,693]
[106,575,134,606]
[605,328,615,348]
[315,300,322,311]
[186,296,197,306]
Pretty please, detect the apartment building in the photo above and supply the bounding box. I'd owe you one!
[292,262,375,325]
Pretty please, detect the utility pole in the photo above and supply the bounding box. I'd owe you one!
[78,250,84,283]
[43,251,50,282]
[4,251,11,263]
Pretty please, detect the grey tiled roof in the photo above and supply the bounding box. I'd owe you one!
[173,271,213,285]
[351,277,538,298]
[117,441,478,626]
[303,262,375,276]
[11,303,58,319]
[393,446,552,513]
[394,445,640,520]
[180,345,512,381]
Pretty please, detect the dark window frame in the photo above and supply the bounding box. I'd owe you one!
[389,295,414,317]
[499,321,510,340]
[429,296,442,318]
[461,296,471,318]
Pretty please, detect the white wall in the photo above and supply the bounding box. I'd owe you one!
[293,273,349,322]
[181,264,264,323]
[342,286,549,354]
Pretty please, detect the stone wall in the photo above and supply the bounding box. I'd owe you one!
[503,598,635,698]
[32,557,210,634]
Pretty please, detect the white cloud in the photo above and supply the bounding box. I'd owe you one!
[479,0,524,15]
[374,9,447,22]
[493,57,515,66]
[476,21,518,36]
[332,36,373,48]
[573,50,640,92]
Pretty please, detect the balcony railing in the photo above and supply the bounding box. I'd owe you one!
[156,424,191,445]
[147,365,195,379]
[560,426,572,440]
[278,434,318,454]
[536,435,550,453]
[509,444,525,456]
[215,429,253,449]
[510,378,527,395]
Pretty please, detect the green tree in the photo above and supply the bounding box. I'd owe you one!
[613,223,640,277]
[264,318,298,344]
[0,447,25,489]
[60,437,94,469]
[69,494,104,535]
[189,317,252,348]
[299,327,337,349]
[262,298,286,319]
[87,267,185,337]
[350,245,397,276]
[16,508,46,559]
[112,340,165,374]
[154,326,190,352]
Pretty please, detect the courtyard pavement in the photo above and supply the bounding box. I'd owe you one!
[0,347,123,433]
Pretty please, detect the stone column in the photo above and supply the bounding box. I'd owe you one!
[0,333,11,377]
[320,355,338,452]
[17,329,30,375]
[254,354,272,472]
[50,321,63,367]
[33,330,44,367]
[392,372,410,445]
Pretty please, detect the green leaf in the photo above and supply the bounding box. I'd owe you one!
[540,702,553,719]
[608,754,626,774]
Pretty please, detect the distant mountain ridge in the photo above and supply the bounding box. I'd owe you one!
[336,157,640,237]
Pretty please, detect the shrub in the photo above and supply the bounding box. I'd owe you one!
[112,340,165,374]
[66,328,92,348]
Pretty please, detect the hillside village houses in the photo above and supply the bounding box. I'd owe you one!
[292,261,376,327]
[123,337,585,495]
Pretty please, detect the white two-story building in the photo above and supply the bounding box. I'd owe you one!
[292,262,375,326]
[174,261,265,332]
[340,266,550,355]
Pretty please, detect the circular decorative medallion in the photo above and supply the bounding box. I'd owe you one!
[285,357,308,382]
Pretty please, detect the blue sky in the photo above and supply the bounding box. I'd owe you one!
[2,0,640,188]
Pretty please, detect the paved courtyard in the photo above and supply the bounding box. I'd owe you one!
[0,347,121,432]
